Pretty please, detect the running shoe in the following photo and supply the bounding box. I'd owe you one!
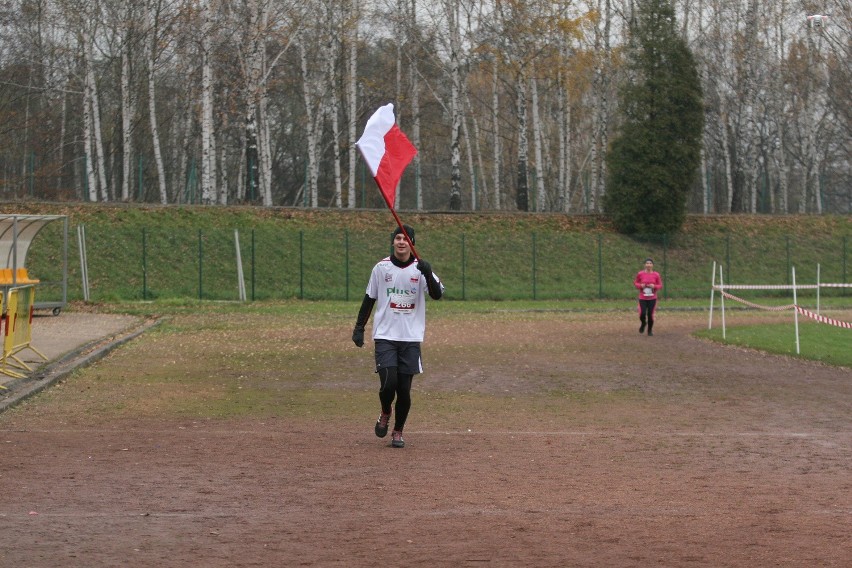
[391,430,405,448]
[375,412,390,438]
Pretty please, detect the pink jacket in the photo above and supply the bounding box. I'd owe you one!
[634,270,663,300]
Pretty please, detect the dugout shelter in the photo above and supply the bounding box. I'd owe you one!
[0,214,68,315]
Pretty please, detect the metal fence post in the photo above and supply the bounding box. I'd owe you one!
[345,230,350,301]
[299,230,304,299]
[251,229,256,301]
[843,236,849,296]
[597,234,603,299]
[198,229,203,300]
[786,235,791,285]
[725,233,731,283]
[461,233,466,301]
[142,227,148,300]
[663,234,669,300]
[532,232,537,300]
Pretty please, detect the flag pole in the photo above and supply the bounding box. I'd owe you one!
[378,188,419,260]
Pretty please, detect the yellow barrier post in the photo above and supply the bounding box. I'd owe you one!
[1,290,25,382]
[2,285,47,374]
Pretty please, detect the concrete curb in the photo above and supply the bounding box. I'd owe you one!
[0,317,162,414]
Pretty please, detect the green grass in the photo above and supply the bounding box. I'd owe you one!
[6,202,851,303]
[695,320,852,367]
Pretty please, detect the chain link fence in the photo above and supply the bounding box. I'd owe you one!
[23,223,850,303]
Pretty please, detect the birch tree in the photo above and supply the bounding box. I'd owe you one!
[82,28,109,201]
[297,16,329,208]
[530,69,546,211]
[490,55,502,210]
[406,0,423,210]
[146,0,168,204]
[242,0,267,205]
[325,2,344,208]
[200,0,217,204]
[445,0,463,210]
[119,2,136,202]
[346,0,359,209]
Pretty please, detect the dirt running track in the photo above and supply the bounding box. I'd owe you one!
[0,310,849,567]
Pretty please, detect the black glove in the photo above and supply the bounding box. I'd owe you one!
[416,259,432,276]
[352,325,365,347]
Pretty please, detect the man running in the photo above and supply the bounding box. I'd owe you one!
[352,225,443,448]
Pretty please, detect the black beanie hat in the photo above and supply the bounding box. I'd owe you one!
[391,224,415,245]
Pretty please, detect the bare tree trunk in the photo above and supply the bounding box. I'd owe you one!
[347,0,359,209]
[464,87,488,210]
[772,1,790,214]
[259,85,272,205]
[57,76,67,196]
[805,23,824,214]
[326,5,343,208]
[411,58,422,210]
[701,148,709,214]
[84,31,109,201]
[515,70,529,212]
[258,6,272,206]
[219,123,229,205]
[121,16,133,202]
[407,0,422,210]
[588,0,602,212]
[558,66,571,212]
[243,0,262,204]
[491,56,501,210]
[178,89,193,204]
[394,0,404,206]
[461,100,476,210]
[720,107,733,213]
[147,1,168,204]
[597,0,611,208]
[299,39,322,208]
[447,0,462,210]
[530,72,545,211]
[82,51,97,202]
[774,122,789,214]
[201,1,220,205]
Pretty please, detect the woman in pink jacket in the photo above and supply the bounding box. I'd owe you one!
[634,258,663,336]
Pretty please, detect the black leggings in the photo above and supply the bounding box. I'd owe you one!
[378,367,413,432]
[639,299,656,329]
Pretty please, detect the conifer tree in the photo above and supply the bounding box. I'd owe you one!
[604,0,704,235]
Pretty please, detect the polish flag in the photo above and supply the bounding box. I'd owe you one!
[355,103,417,209]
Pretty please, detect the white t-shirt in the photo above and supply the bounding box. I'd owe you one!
[366,257,442,342]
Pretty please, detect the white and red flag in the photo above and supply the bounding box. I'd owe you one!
[356,103,420,257]
[355,103,417,209]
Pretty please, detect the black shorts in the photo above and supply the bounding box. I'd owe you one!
[374,339,423,375]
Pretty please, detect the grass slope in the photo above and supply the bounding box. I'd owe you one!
[5,201,851,303]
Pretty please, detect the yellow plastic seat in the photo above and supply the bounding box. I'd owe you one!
[16,268,39,284]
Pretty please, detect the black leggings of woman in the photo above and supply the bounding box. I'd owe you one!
[378,367,412,431]
[639,299,656,332]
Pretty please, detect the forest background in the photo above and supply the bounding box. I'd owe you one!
[0,0,849,215]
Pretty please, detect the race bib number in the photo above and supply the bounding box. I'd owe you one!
[643,287,653,296]
[389,294,416,314]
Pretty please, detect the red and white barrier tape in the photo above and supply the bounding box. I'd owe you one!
[718,291,852,328]
[714,284,816,290]
[720,291,795,311]
[713,283,852,290]
[794,306,852,329]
